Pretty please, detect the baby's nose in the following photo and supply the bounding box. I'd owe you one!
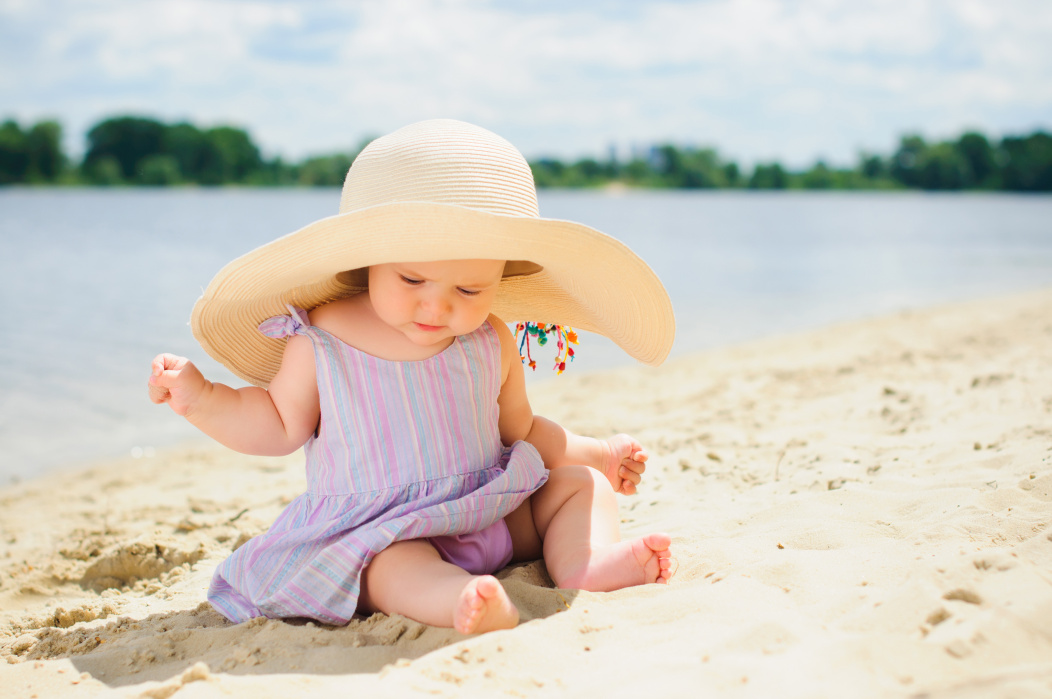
[423,294,452,316]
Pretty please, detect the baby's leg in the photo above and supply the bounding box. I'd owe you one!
[359,539,518,634]
[506,466,672,591]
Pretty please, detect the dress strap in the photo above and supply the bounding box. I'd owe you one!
[259,305,310,339]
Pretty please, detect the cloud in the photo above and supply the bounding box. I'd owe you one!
[2,0,1050,166]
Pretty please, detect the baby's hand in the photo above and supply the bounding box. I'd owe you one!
[148,354,209,416]
[599,433,648,496]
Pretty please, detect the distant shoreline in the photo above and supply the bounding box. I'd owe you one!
[3,182,1051,195]
[3,116,1051,191]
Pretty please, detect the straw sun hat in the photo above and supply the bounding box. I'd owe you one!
[191,119,675,387]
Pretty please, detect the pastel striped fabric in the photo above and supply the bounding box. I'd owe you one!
[208,307,547,625]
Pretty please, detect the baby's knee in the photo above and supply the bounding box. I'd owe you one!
[547,464,610,495]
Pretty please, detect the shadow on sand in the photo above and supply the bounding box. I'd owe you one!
[23,562,578,689]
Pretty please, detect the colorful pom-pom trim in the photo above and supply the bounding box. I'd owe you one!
[514,322,578,374]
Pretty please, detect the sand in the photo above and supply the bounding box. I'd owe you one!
[2,289,1051,698]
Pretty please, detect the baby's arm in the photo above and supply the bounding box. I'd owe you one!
[493,318,647,495]
[521,418,648,496]
[148,335,320,456]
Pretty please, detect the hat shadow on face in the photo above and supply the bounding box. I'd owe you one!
[334,261,544,291]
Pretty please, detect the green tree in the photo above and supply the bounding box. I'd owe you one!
[161,122,210,181]
[801,160,834,189]
[859,153,886,180]
[0,120,29,184]
[686,149,727,188]
[998,132,1052,191]
[139,154,182,185]
[80,116,266,185]
[256,157,299,186]
[529,158,566,187]
[297,153,356,186]
[25,121,64,182]
[892,132,1013,190]
[749,162,787,189]
[197,126,263,184]
[622,158,653,185]
[566,157,605,186]
[85,156,124,185]
[917,142,969,190]
[722,162,741,187]
[890,135,927,188]
[0,119,65,184]
[655,145,727,188]
[955,132,996,188]
[84,116,166,181]
[655,145,684,186]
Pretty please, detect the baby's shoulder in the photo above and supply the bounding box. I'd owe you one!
[486,315,519,378]
[486,314,512,341]
[309,296,368,336]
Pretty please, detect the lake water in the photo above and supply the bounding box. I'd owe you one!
[2,188,1051,483]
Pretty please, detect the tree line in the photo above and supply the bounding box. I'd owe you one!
[531,131,1052,192]
[1,115,1050,191]
[0,116,359,187]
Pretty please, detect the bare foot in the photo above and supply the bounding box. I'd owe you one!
[454,575,519,634]
[559,533,673,592]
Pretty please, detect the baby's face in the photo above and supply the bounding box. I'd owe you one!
[368,259,506,348]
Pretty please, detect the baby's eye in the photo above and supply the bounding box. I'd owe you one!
[457,287,481,296]
[400,275,423,285]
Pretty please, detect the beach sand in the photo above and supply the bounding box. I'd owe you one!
[2,289,1051,698]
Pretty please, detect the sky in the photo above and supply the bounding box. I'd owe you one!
[2,0,1051,168]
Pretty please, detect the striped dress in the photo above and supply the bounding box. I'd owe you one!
[207,307,548,625]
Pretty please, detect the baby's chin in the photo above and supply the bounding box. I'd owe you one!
[402,327,457,350]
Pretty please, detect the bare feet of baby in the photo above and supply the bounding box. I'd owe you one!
[454,575,520,634]
[560,532,673,593]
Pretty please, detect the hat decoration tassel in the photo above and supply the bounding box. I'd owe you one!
[515,322,578,374]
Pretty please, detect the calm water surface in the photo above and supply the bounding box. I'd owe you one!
[2,189,1051,482]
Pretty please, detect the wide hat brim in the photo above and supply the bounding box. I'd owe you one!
[191,200,675,387]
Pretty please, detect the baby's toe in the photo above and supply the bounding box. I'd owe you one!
[475,575,501,599]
